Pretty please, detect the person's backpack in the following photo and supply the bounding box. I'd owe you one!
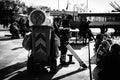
[22,34,32,50]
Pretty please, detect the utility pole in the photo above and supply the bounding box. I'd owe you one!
[86,0,88,12]
[58,0,59,10]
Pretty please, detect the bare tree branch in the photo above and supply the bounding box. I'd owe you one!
[110,2,120,11]
[114,1,120,9]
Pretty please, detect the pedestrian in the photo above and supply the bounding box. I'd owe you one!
[18,18,27,37]
[102,43,120,80]
[59,15,70,66]
[93,39,111,80]
[94,33,104,53]
[79,18,88,44]
[79,18,95,45]
[59,29,69,65]
[100,25,108,34]
[53,17,61,37]
[96,40,111,66]
[9,21,20,39]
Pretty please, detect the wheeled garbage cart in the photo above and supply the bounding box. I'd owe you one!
[27,25,57,73]
[26,9,57,73]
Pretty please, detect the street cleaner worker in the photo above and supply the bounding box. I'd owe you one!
[22,9,60,73]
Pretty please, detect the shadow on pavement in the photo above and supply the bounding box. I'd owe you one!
[0,37,21,41]
[7,64,63,80]
[53,68,87,80]
[11,47,23,50]
[7,65,87,80]
[0,61,27,80]
[0,37,12,41]
[8,70,55,80]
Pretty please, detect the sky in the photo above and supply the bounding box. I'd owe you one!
[21,0,120,12]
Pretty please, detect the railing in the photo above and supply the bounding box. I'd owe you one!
[78,12,120,28]
[50,11,120,28]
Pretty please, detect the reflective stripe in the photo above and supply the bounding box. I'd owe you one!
[35,32,47,55]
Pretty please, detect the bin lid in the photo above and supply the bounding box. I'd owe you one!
[29,9,46,26]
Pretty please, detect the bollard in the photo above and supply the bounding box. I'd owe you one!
[67,54,75,64]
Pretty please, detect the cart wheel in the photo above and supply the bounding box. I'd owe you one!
[50,58,57,73]
[27,56,34,73]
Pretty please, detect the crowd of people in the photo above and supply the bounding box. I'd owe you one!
[93,33,120,80]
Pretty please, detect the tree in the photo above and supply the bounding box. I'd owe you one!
[110,1,120,12]
[0,0,28,25]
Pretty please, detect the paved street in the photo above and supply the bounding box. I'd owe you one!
[0,27,116,80]
[0,30,97,80]
[0,27,115,80]
[0,0,119,79]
